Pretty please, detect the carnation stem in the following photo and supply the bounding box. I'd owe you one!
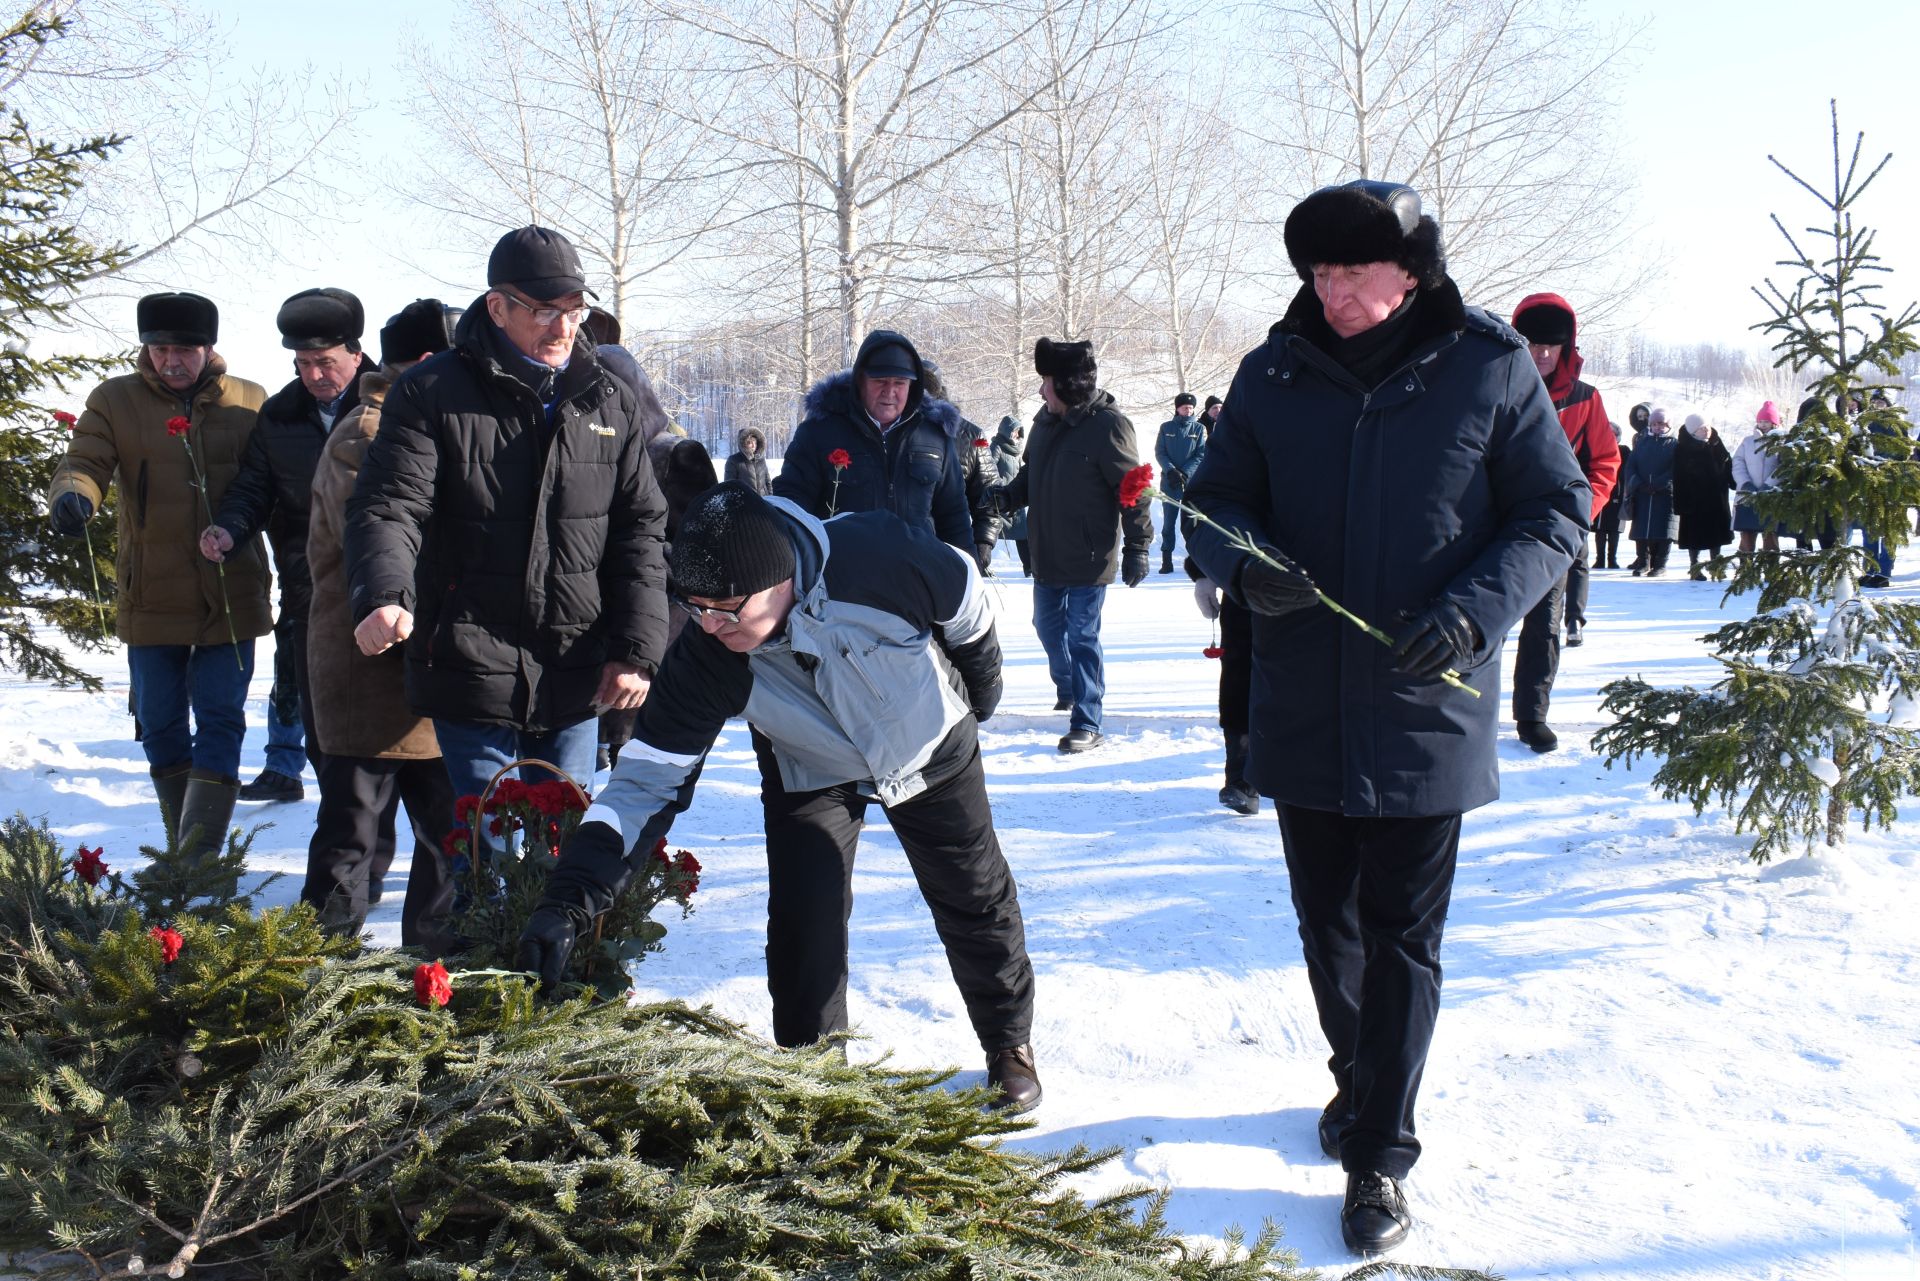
[182,435,244,670]
[81,518,109,640]
[1149,486,1481,698]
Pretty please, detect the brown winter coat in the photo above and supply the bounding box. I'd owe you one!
[306,368,441,759]
[49,351,274,647]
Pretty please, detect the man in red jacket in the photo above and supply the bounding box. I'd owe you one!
[1509,293,1618,752]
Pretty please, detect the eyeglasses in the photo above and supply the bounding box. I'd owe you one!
[497,291,590,327]
[670,593,748,623]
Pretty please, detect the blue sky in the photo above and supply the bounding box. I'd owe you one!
[169,0,1920,382]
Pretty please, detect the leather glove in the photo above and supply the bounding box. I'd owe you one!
[1239,551,1318,616]
[975,542,993,573]
[1192,577,1221,620]
[49,492,93,538]
[517,903,588,993]
[1168,466,1187,489]
[1390,600,1481,679]
[969,676,1003,722]
[1122,546,1150,587]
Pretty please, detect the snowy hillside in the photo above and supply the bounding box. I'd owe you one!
[6,555,1919,1279]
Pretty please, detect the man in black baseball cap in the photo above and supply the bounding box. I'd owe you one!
[346,224,668,804]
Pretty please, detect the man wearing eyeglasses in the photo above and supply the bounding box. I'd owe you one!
[201,288,378,806]
[345,226,669,802]
[517,481,1042,1114]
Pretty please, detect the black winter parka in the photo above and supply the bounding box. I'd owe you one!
[1186,280,1587,818]
[215,354,377,621]
[995,390,1153,587]
[344,301,669,733]
[773,330,972,550]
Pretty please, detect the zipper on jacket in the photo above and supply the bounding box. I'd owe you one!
[425,579,457,668]
[135,461,149,528]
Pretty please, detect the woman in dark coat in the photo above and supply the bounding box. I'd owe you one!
[1595,422,1629,569]
[1621,406,1679,576]
[1673,413,1734,578]
[989,415,1029,574]
[725,427,772,495]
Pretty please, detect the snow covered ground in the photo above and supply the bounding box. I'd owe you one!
[9,549,1920,1280]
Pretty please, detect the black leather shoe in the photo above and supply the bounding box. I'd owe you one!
[1516,720,1559,753]
[1219,782,1261,816]
[1160,555,1175,574]
[1053,696,1072,712]
[1057,729,1103,753]
[1341,1170,1411,1254]
[1565,621,1583,647]
[986,1043,1042,1113]
[1863,573,1893,588]
[238,769,303,803]
[1318,1092,1352,1160]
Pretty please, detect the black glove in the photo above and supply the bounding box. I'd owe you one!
[49,492,93,538]
[1389,600,1481,679]
[1122,546,1150,587]
[1168,466,1187,489]
[943,623,1003,722]
[974,542,993,573]
[517,903,588,993]
[1239,551,1318,616]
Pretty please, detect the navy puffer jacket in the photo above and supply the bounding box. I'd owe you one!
[773,330,972,549]
[1186,279,1587,817]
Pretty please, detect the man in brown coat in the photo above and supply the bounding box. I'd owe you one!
[304,300,460,950]
[47,292,273,861]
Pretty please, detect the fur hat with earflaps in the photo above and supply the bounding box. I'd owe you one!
[1033,337,1098,408]
[1283,179,1446,290]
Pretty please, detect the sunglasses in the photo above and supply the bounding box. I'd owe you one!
[670,593,749,623]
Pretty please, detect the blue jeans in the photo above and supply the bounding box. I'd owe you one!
[1033,582,1107,733]
[1850,524,1895,577]
[431,717,599,802]
[127,641,257,780]
[263,616,306,776]
[1160,501,1181,557]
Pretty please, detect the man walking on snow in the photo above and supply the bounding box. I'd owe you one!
[1185,179,1586,1254]
[1508,292,1619,752]
[518,482,1042,1113]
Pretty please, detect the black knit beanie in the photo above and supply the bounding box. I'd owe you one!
[669,482,797,599]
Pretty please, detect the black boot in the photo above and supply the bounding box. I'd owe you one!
[152,763,191,845]
[1515,720,1559,752]
[1219,732,1260,815]
[1160,551,1175,574]
[178,772,242,898]
[1341,1170,1411,1254]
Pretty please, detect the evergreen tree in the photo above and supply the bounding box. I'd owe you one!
[0,11,129,690]
[1594,103,1920,861]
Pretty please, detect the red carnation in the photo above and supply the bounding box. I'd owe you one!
[827,448,852,469]
[652,835,671,863]
[149,925,184,964]
[165,415,191,437]
[1118,463,1155,508]
[454,793,483,825]
[72,845,108,886]
[674,848,702,895]
[973,437,989,449]
[53,410,77,428]
[441,826,469,858]
[1203,645,1224,659]
[414,960,452,1008]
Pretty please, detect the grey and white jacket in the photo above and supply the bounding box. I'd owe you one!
[543,498,1003,917]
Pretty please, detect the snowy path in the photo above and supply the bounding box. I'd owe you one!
[9,554,1920,1279]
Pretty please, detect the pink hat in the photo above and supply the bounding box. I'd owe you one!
[1756,401,1781,424]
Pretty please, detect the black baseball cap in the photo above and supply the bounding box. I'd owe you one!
[487,226,595,301]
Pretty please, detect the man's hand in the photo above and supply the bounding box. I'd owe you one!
[49,492,93,538]
[198,525,235,563]
[1192,577,1221,620]
[1389,600,1481,679]
[1122,546,1150,587]
[974,542,993,573]
[592,660,651,713]
[1240,552,1319,616]
[355,605,414,656]
[1167,466,1187,489]
[516,903,584,993]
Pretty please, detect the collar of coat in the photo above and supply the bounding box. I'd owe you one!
[802,368,965,441]
[1036,388,1117,431]
[1270,275,1502,377]
[448,293,612,412]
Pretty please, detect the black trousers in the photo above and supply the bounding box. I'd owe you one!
[752,729,1035,1052]
[1597,526,1622,568]
[1512,571,1566,723]
[302,752,456,954]
[1564,532,1590,628]
[1279,803,1460,1179]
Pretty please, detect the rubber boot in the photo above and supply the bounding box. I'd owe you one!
[178,772,242,898]
[152,763,192,846]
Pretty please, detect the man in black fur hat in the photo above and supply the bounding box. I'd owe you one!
[991,338,1153,753]
[1185,179,1587,1254]
[201,287,378,803]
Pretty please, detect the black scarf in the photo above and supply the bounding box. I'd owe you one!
[1322,290,1420,388]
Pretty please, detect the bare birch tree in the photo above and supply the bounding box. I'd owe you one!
[7,0,361,322]
[1251,0,1649,318]
[400,0,727,326]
